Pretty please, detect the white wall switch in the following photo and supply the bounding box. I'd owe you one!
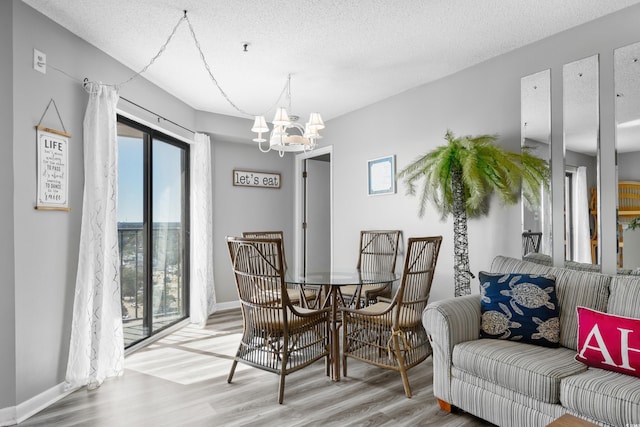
[33,49,46,74]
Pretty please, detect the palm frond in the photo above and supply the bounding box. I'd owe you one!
[398,130,549,219]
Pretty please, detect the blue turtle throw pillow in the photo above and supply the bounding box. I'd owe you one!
[479,271,560,348]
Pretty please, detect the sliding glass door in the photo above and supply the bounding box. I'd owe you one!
[117,116,189,348]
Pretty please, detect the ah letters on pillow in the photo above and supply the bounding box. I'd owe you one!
[576,306,640,378]
[479,271,560,347]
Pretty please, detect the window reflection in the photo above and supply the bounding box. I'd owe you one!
[563,55,599,264]
[521,69,551,257]
[615,42,640,270]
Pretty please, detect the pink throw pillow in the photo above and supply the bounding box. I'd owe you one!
[576,306,640,378]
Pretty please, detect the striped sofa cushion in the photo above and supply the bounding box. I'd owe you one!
[548,267,610,350]
[523,252,554,266]
[490,256,554,275]
[608,275,640,318]
[563,259,602,273]
[561,368,640,426]
[452,338,586,403]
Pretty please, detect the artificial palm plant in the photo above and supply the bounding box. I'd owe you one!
[397,130,549,297]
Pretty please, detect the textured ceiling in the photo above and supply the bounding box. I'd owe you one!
[22,0,640,124]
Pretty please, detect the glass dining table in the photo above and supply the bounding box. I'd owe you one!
[285,270,400,381]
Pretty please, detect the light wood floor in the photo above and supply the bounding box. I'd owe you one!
[20,309,493,427]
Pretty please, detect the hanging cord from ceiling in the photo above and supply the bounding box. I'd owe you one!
[80,10,288,119]
[183,11,289,118]
[115,11,187,88]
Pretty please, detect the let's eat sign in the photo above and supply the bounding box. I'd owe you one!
[233,169,281,189]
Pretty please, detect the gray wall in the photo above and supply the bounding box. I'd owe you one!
[325,59,524,302]
[13,1,85,402]
[211,138,296,304]
[1,0,17,411]
[194,111,296,305]
[618,151,640,181]
[325,3,640,300]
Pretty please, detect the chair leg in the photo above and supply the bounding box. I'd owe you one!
[342,318,348,377]
[393,334,412,398]
[227,360,238,383]
[398,364,412,398]
[342,353,348,377]
[325,320,331,377]
[278,373,286,404]
[325,352,330,377]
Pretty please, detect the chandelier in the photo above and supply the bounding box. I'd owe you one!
[251,75,325,157]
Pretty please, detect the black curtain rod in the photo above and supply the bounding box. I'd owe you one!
[120,96,195,135]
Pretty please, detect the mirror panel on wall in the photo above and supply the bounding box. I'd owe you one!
[615,41,640,270]
[563,55,599,265]
[521,70,551,258]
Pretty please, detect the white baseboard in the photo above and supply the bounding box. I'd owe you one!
[214,300,240,312]
[15,382,77,425]
[0,406,16,427]
[0,381,75,426]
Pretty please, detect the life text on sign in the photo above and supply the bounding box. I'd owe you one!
[36,126,70,210]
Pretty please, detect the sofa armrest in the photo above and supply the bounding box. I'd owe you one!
[422,295,481,405]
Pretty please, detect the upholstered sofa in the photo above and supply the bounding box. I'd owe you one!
[423,255,640,427]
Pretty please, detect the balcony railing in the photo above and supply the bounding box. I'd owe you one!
[118,222,185,346]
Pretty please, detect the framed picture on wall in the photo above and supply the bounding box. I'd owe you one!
[35,126,71,211]
[367,155,396,196]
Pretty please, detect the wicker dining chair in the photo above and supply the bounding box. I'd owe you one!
[340,230,401,308]
[522,231,542,256]
[226,236,330,404]
[242,231,289,270]
[340,236,442,398]
[242,231,316,306]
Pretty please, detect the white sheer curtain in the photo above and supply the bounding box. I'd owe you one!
[65,83,124,390]
[573,166,591,263]
[190,132,216,326]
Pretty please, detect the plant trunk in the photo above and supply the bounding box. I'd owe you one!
[451,166,473,296]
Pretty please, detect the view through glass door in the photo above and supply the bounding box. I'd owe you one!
[117,116,189,348]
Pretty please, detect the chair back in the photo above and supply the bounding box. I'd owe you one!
[522,231,542,256]
[242,231,287,271]
[227,236,288,309]
[394,236,442,326]
[357,230,401,273]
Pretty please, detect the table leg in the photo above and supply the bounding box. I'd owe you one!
[298,285,307,308]
[330,286,340,381]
